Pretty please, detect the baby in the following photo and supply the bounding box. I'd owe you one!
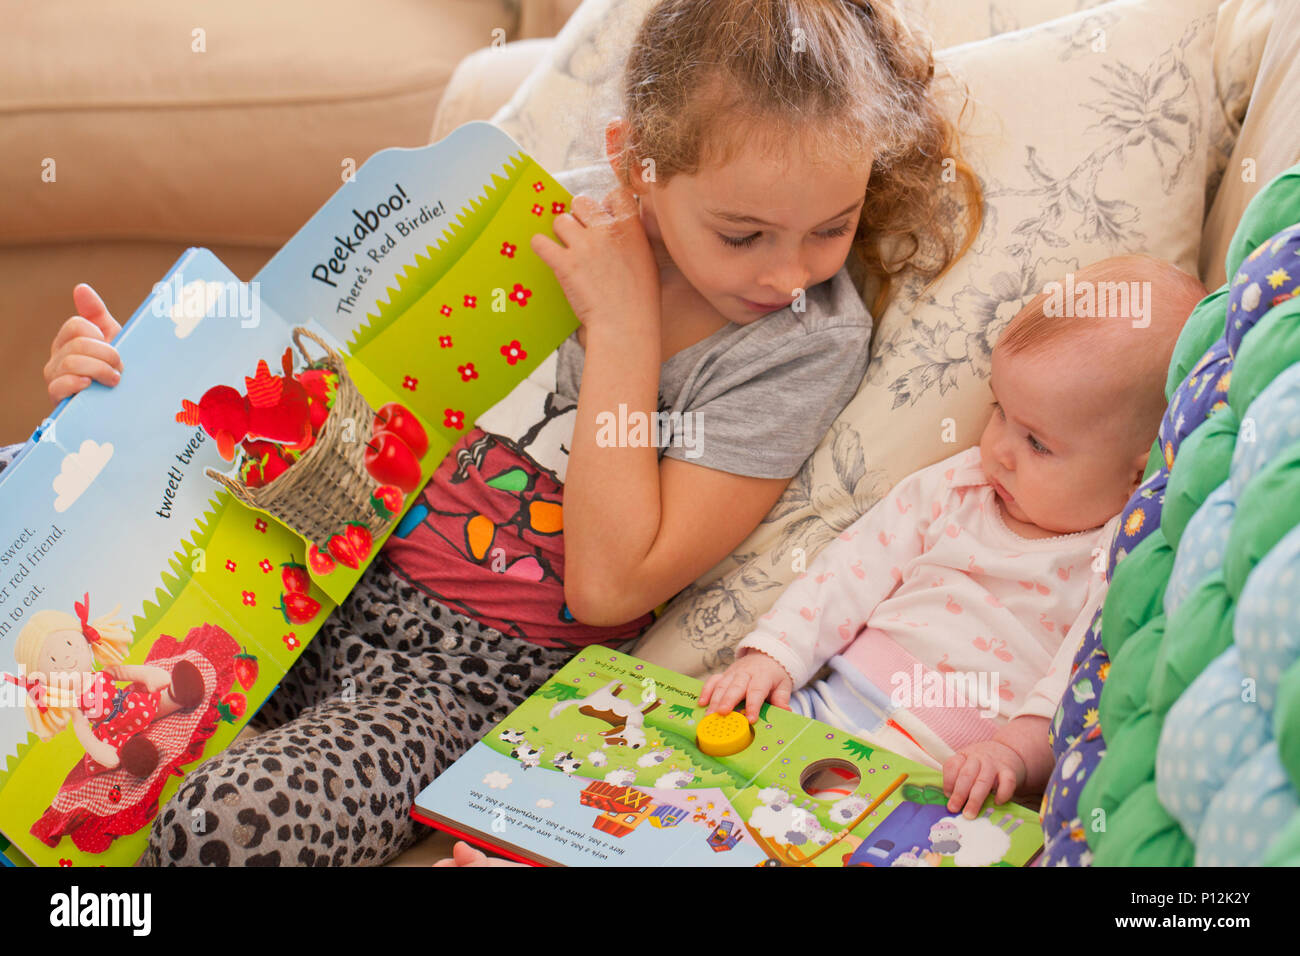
[701,254,1208,819]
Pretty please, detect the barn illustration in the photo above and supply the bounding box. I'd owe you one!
[580,781,655,837]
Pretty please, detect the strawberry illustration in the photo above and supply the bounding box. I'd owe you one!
[308,543,336,575]
[233,649,259,690]
[277,591,322,624]
[345,522,373,562]
[369,484,404,520]
[243,459,265,488]
[260,449,292,483]
[217,693,247,723]
[327,533,359,569]
[281,556,310,594]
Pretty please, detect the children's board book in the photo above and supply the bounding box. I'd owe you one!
[0,121,579,867]
[412,648,1044,867]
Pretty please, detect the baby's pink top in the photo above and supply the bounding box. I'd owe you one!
[739,446,1120,754]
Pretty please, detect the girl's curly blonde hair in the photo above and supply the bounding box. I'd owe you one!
[617,0,982,314]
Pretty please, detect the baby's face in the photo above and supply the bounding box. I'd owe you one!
[979,345,1144,535]
[633,131,870,325]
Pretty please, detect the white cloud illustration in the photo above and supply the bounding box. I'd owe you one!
[53,440,113,512]
[482,770,513,790]
[536,798,554,809]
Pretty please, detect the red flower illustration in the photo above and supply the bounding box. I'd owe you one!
[282,632,300,651]
[508,283,532,307]
[500,340,528,365]
[440,304,452,317]
[457,363,479,382]
[259,559,274,573]
[59,859,73,867]
[551,201,566,214]
[225,559,237,573]
[532,181,545,192]
[531,203,544,216]
[254,518,268,533]
[439,335,453,348]
[241,591,256,607]
[463,294,477,308]
[500,241,516,259]
[403,375,419,391]
[444,409,465,430]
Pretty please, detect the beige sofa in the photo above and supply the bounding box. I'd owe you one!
[0,0,580,446]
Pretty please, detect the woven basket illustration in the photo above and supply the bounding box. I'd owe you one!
[205,326,389,547]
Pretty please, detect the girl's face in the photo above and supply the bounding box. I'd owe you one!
[619,123,872,325]
[38,628,94,674]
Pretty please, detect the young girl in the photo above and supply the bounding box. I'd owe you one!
[10,598,205,778]
[19,0,980,866]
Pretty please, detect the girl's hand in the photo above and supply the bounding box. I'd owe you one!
[431,841,526,867]
[699,648,793,723]
[45,284,123,406]
[942,739,1027,819]
[529,186,661,334]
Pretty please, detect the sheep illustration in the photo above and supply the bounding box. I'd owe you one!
[511,742,544,769]
[551,751,582,774]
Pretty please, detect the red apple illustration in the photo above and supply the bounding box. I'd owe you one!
[364,433,421,493]
[373,402,428,459]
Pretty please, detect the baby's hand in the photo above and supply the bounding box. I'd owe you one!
[431,841,525,867]
[529,186,660,334]
[698,649,793,723]
[44,284,123,406]
[942,738,1027,819]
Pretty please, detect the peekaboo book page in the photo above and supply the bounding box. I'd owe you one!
[413,648,1044,867]
[0,122,578,866]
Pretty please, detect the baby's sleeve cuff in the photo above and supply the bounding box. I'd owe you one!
[736,632,806,689]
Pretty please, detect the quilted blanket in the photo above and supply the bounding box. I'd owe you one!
[1038,163,1300,865]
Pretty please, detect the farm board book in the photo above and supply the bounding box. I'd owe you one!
[412,648,1044,867]
[0,122,579,866]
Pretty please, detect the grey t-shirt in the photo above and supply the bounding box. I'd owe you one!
[554,265,872,479]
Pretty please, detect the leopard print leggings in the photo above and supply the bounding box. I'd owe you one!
[136,555,574,866]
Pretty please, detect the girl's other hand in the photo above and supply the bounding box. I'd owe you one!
[529,186,661,334]
[45,284,123,406]
[699,648,793,723]
[431,841,526,867]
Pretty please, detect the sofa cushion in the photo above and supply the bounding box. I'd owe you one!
[1200,0,1299,287]
[0,0,513,247]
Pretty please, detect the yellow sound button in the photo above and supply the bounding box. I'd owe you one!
[696,711,754,757]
